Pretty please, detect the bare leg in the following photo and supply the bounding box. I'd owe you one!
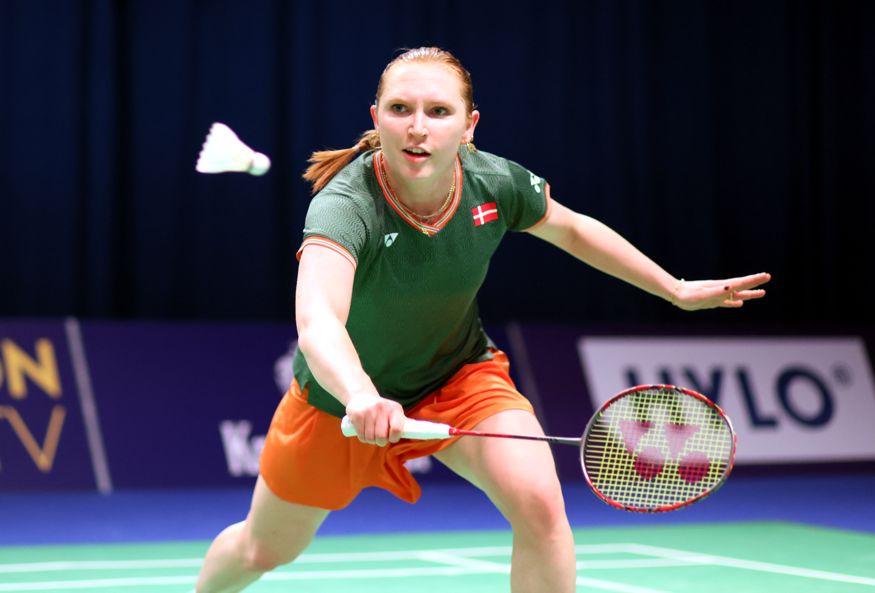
[195,476,329,593]
[434,410,576,593]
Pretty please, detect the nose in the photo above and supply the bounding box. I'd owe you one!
[408,109,428,138]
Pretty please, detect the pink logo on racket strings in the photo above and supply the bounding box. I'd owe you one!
[619,421,709,483]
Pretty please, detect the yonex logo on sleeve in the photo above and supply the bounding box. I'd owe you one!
[384,232,399,247]
[529,173,542,193]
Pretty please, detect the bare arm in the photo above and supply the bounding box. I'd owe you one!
[295,245,406,445]
[527,200,770,309]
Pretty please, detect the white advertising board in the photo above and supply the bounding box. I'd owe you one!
[578,337,875,463]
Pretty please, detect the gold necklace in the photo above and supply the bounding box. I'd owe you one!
[379,155,455,223]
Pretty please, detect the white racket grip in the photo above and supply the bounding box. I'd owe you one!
[340,416,452,440]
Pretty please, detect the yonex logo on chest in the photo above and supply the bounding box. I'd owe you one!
[384,232,399,247]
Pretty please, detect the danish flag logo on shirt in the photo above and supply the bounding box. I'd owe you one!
[472,202,499,226]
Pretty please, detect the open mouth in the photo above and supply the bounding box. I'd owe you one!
[403,148,431,158]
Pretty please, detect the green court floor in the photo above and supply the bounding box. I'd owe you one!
[1,522,873,592]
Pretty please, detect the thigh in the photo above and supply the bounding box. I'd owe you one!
[243,476,330,564]
[433,410,565,521]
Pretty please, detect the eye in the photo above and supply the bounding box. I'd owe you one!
[431,106,450,116]
[389,103,408,114]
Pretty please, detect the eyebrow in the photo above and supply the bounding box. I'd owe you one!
[380,92,457,106]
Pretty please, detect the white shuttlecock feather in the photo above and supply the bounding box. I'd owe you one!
[195,122,271,176]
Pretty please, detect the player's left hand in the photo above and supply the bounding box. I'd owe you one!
[671,272,771,311]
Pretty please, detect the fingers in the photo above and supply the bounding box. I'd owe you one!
[388,407,406,444]
[675,274,770,311]
[721,296,745,308]
[345,395,406,447]
[725,274,770,306]
[734,288,767,301]
[710,273,770,308]
[728,272,771,291]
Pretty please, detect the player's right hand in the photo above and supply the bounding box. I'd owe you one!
[344,393,406,447]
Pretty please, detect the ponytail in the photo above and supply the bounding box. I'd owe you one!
[302,129,381,195]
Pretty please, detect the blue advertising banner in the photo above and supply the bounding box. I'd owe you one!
[3,319,872,492]
[83,321,495,489]
[510,323,596,480]
[81,321,297,489]
[0,320,97,491]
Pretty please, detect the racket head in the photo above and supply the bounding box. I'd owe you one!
[580,384,736,513]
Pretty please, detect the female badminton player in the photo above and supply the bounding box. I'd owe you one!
[194,47,770,593]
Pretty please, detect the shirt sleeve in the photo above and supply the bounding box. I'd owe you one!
[502,159,552,232]
[295,192,370,268]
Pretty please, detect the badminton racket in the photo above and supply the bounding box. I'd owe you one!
[341,384,736,513]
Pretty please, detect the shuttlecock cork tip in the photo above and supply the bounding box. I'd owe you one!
[248,152,271,176]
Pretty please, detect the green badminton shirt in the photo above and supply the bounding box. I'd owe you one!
[294,148,551,417]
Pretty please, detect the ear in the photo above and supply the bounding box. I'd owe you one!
[370,103,379,130]
[463,110,480,143]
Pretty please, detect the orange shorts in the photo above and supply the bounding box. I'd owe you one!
[259,350,534,510]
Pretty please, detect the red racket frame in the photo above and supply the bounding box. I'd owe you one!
[581,384,737,512]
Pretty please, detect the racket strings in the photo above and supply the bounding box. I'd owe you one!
[582,386,734,511]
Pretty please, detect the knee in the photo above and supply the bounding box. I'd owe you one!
[240,535,310,573]
[505,481,569,540]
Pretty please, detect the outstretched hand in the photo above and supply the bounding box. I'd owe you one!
[671,272,771,311]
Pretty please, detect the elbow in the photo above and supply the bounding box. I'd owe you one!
[295,311,341,359]
[296,316,317,359]
[297,325,329,363]
[296,328,313,359]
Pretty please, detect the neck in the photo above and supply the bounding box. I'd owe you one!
[379,153,456,217]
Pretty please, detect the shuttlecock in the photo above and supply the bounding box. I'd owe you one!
[195,122,271,176]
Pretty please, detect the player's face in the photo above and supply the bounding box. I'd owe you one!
[371,62,478,185]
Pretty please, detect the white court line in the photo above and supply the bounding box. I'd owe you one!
[0,568,475,592]
[0,544,673,593]
[2,541,873,591]
[576,577,671,593]
[400,549,672,593]
[0,544,632,573]
[625,543,875,587]
[0,576,194,591]
[0,559,201,573]
[416,550,510,573]
[578,558,701,569]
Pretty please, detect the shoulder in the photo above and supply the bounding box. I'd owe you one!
[303,152,383,258]
[460,148,514,178]
[460,149,539,187]
[318,150,378,200]
[309,151,380,222]
[461,148,549,232]
[460,148,544,199]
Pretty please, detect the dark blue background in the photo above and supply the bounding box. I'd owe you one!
[1,1,873,325]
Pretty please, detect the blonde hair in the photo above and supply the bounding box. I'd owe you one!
[302,47,476,194]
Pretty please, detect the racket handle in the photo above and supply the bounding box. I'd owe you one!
[340,416,452,440]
